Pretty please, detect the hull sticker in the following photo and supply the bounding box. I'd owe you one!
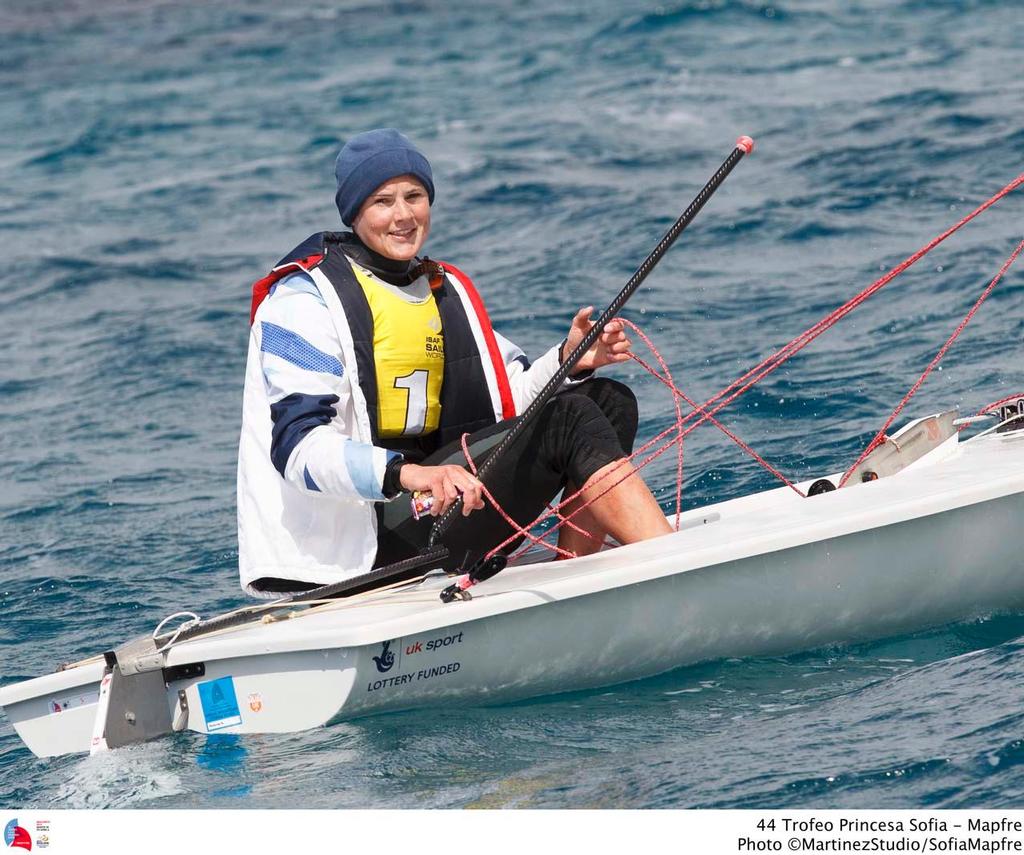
[366,632,467,693]
[197,676,243,731]
[367,662,461,693]
[47,689,101,714]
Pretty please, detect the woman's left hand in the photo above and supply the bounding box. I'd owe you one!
[561,307,632,374]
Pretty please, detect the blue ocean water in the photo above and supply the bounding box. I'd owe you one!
[1,0,1023,809]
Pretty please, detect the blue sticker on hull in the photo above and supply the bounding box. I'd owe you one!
[197,676,243,732]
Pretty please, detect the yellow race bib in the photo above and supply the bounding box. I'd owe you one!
[352,265,444,438]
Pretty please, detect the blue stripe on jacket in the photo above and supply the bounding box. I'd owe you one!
[342,441,385,500]
[269,393,339,477]
[261,322,343,377]
[269,393,385,499]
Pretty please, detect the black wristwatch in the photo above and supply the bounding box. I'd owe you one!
[382,455,407,499]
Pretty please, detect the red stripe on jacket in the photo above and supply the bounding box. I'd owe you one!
[249,254,324,325]
[440,261,517,421]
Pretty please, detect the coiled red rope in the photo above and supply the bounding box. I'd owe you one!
[462,174,1024,560]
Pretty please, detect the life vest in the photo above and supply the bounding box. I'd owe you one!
[250,232,517,447]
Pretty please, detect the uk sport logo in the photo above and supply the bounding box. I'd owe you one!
[3,819,31,851]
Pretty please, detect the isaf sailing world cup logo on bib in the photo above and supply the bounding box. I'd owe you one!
[4,819,31,851]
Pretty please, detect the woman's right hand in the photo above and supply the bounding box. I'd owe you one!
[399,463,486,517]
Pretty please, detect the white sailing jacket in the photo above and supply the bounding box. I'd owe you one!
[238,237,569,597]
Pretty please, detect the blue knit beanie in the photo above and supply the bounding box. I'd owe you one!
[334,129,435,225]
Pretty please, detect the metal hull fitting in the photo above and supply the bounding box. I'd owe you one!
[3,419,1024,758]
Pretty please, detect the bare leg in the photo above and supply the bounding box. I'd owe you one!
[555,482,607,558]
[556,459,672,557]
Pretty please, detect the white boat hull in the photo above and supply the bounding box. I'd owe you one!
[4,421,1024,757]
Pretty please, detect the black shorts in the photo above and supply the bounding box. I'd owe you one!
[374,377,638,570]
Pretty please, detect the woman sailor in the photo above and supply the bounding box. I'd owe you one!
[238,129,671,596]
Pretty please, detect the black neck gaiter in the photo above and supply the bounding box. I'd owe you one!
[338,232,419,287]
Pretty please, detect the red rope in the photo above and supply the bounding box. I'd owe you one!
[460,432,577,559]
[670,175,1024,436]
[617,319,687,526]
[625,336,807,498]
[467,422,675,560]
[840,236,1024,485]
[976,392,1024,416]
[460,387,693,561]
[457,175,1024,562]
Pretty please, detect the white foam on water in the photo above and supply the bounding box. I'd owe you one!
[55,742,187,809]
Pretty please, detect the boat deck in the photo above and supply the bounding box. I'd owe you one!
[164,426,1024,661]
[4,425,1024,709]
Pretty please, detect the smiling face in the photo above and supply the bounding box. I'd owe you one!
[351,175,431,261]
